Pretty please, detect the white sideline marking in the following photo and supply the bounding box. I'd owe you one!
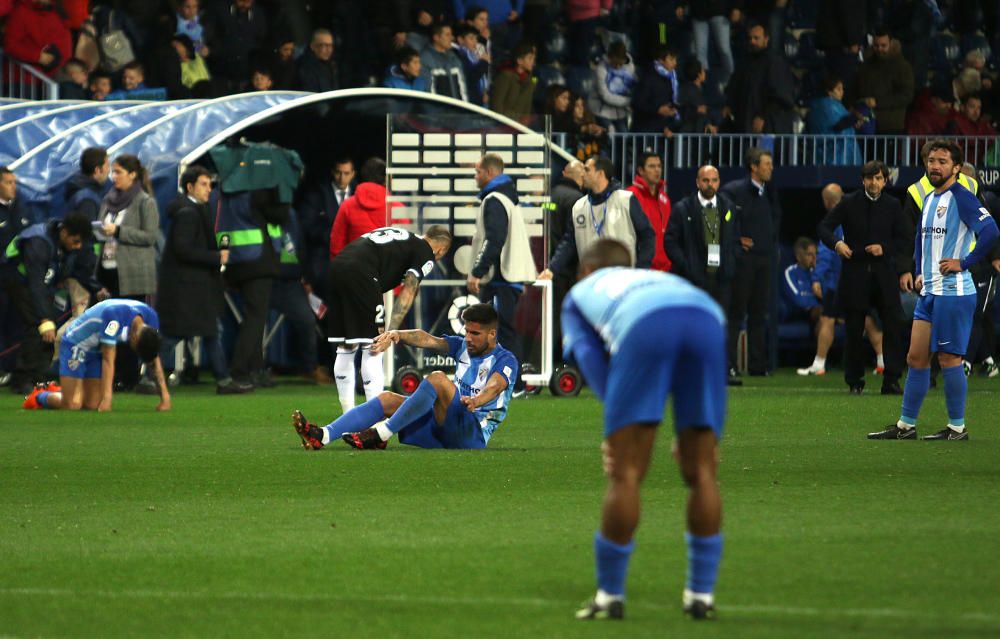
[0,587,995,623]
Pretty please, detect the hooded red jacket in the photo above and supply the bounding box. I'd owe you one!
[329,183,408,258]
[626,174,672,271]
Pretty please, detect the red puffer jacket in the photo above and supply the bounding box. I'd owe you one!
[626,174,672,271]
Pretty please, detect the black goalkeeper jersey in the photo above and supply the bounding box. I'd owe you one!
[332,227,436,293]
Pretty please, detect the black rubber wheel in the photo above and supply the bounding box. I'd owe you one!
[550,364,582,397]
[392,365,422,395]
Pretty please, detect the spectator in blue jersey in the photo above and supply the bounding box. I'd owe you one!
[563,239,725,622]
[104,62,167,101]
[781,237,822,323]
[870,140,1000,441]
[1,213,90,395]
[22,299,170,412]
[592,41,636,135]
[382,46,428,92]
[453,24,489,106]
[798,184,884,377]
[292,303,518,450]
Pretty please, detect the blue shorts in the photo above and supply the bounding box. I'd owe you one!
[59,341,102,379]
[604,307,727,439]
[913,294,977,355]
[396,390,487,449]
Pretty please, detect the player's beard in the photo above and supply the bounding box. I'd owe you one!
[928,171,947,187]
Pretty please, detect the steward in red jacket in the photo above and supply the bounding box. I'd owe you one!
[625,152,672,271]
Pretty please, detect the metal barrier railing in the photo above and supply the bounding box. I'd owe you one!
[590,133,1000,184]
[1,53,59,101]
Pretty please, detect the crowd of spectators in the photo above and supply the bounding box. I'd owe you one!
[2,1,998,151]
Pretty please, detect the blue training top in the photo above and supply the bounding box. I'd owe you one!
[62,299,159,353]
[444,335,518,444]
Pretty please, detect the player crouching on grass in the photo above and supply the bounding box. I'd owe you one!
[23,299,170,411]
[293,303,518,450]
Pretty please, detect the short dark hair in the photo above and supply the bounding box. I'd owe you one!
[64,57,87,72]
[333,157,354,169]
[747,21,769,37]
[431,21,451,38]
[123,61,144,75]
[607,41,627,60]
[512,41,535,61]
[861,160,890,180]
[480,153,504,174]
[580,238,632,271]
[135,326,162,363]
[396,45,419,66]
[462,302,498,326]
[181,165,211,192]
[746,147,771,169]
[360,157,386,185]
[652,44,676,61]
[251,65,273,78]
[453,24,478,40]
[794,236,816,253]
[590,155,615,181]
[926,138,963,166]
[423,225,452,245]
[637,151,659,170]
[80,147,107,176]
[0,165,12,178]
[821,75,843,94]
[682,57,703,82]
[464,5,488,21]
[61,211,93,240]
[89,71,112,84]
[872,28,892,40]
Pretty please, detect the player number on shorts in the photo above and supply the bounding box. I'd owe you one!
[375,304,385,324]
[363,228,410,244]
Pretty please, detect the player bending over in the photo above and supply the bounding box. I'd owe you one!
[563,239,726,621]
[293,303,518,450]
[23,299,170,411]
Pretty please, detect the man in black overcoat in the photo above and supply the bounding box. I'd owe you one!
[818,160,908,395]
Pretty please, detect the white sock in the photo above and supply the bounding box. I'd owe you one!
[374,420,393,442]
[877,354,885,369]
[897,419,914,430]
[813,356,826,369]
[948,423,966,433]
[321,427,331,445]
[683,589,714,607]
[985,357,995,366]
[360,348,384,401]
[595,589,623,606]
[334,348,357,413]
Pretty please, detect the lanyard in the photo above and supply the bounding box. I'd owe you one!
[589,200,606,237]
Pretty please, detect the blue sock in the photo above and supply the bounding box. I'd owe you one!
[594,532,634,596]
[385,379,438,434]
[36,391,50,408]
[942,364,967,427]
[323,396,385,440]
[900,367,931,426]
[685,532,723,594]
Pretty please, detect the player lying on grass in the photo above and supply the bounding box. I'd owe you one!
[293,303,517,450]
[563,239,726,621]
[23,299,170,411]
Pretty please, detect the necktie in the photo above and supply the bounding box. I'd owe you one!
[338,190,345,204]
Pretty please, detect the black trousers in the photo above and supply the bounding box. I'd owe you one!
[230,276,273,381]
[729,252,771,373]
[843,280,904,389]
[704,273,733,368]
[967,273,997,363]
[481,283,523,363]
[3,280,52,385]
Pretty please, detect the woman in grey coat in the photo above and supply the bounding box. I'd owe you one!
[97,154,160,387]
[97,154,159,298]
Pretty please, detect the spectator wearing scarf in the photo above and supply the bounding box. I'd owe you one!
[632,45,681,135]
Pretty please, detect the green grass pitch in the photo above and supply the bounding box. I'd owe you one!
[2,372,999,638]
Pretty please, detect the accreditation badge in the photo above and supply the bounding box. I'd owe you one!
[707,244,721,267]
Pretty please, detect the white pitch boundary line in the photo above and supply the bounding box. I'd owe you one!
[0,587,995,623]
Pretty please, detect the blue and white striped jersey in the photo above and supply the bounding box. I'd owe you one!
[562,267,725,356]
[444,335,518,444]
[62,299,159,354]
[917,183,994,297]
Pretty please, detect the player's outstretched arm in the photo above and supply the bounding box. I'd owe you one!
[460,372,508,411]
[388,273,420,330]
[97,344,116,412]
[151,356,172,412]
[374,329,449,354]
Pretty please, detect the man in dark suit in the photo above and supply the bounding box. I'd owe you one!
[665,164,742,385]
[819,160,908,395]
[721,147,781,375]
[296,158,355,298]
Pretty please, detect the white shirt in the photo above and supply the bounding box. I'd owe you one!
[751,179,765,196]
[697,192,718,208]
